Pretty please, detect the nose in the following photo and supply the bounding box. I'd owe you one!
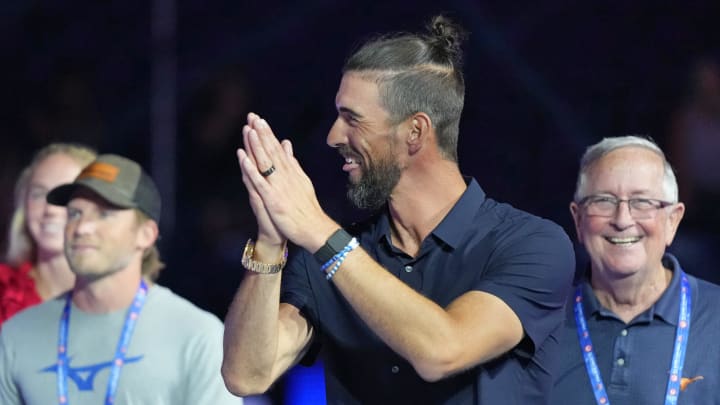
[326,118,346,148]
[610,200,635,229]
[71,215,96,236]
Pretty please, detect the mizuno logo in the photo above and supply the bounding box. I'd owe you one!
[40,356,144,391]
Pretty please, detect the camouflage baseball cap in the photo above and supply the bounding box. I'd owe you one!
[47,154,161,223]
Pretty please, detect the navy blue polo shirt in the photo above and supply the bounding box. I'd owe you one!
[281,178,575,404]
[550,254,720,404]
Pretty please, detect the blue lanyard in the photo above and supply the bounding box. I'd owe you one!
[574,272,691,405]
[57,280,148,405]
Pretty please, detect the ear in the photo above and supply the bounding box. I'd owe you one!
[136,219,159,250]
[406,112,432,155]
[665,202,685,246]
[569,201,584,244]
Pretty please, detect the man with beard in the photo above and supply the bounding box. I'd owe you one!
[222,16,575,404]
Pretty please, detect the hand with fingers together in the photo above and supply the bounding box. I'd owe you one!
[236,117,284,250]
[237,112,339,253]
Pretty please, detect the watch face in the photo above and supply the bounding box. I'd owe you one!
[315,229,351,265]
[328,229,353,252]
[241,240,255,270]
[243,239,255,258]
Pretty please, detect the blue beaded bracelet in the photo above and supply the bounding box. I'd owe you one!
[320,237,359,272]
[323,238,359,281]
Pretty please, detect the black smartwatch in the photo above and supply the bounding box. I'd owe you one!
[314,228,353,264]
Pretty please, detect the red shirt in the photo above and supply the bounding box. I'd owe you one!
[0,261,41,325]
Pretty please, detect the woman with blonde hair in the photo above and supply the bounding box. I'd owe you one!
[0,143,96,324]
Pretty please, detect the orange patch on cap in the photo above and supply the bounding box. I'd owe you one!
[78,162,120,183]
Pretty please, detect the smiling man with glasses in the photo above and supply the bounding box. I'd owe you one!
[550,135,720,404]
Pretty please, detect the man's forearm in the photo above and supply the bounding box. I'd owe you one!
[221,269,283,396]
[325,247,523,382]
[327,249,459,372]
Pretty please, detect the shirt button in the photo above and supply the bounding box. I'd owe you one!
[404,265,413,273]
[391,365,400,374]
[620,329,628,337]
[617,358,625,366]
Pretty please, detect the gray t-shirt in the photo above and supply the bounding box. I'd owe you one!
[0,284,242,405]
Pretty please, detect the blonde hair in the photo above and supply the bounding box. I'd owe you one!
[5,143,97,266]
[134,209,165,281]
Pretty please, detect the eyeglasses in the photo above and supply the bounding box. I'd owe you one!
[577,195,675,219]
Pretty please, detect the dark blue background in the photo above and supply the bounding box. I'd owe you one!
[3,0,720,324]
[3,0,719,312]
[1,2,719,401]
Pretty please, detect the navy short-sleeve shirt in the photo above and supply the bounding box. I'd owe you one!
[551,254,720,404]
[281,178,575,404]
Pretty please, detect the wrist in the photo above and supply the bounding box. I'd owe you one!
[242,239,288,274]
[298,218,341,253]
[254,236,287,251]
[313,228,354,265]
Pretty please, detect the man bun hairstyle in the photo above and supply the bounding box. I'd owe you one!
[343,15,467,162]
[427,15,468,70]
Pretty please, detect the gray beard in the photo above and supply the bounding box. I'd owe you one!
[346,157,402,211]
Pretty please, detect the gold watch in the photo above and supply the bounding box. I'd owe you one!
[241,239,288,274]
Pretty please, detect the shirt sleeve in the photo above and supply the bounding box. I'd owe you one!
[280,249,322,365]
[280,249,319,326]
[474,218,575,357]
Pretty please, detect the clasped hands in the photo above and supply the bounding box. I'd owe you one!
[237,112,339,254]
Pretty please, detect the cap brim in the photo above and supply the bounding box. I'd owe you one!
[46,183,78,206]
[46,180,137,210]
